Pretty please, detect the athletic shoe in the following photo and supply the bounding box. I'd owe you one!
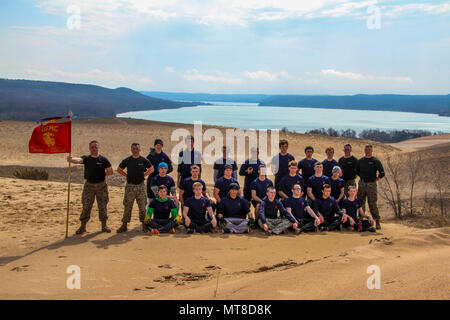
[168,229,176,234]
[151,229,160,235]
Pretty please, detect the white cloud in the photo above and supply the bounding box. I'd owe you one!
[320,69,412,82]
[164,66,175,73]
[180,69,244,84]
[243,70,294,81]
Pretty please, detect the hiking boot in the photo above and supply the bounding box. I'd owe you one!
[375,220,381,230]
[101,221,111,233]
[142,222,149,233]
[75,221,87,235]
[116,223,128,233]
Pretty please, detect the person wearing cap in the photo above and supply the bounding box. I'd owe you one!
[314,184,343,231]
[144,185,180,235]
[271,139,295,197]
[146,138,173,200]
[278,161,306,201]
[322,147,340,178]
[284,184,321,233]
[182,182,217,233]
[217,183,252,234]
[340,185,376,232]
[150,162,178,206]
[329,166,345,204]
[258,186,297,235]
[177,135,202,188]
[239,146,265,204]
[214,164,240,204]
[214,146,237,183]
[298,146,319,184]
[338,144,358,197]
[250,164,273,220]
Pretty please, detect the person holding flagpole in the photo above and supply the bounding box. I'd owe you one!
[67,140,113,234]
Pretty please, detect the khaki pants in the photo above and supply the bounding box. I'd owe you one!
[357,180,380,220]
[122,183,147,223]
[80,181,109,222]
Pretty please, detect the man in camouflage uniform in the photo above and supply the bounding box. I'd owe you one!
[67,140,113,234]
[356,145,385,230]
[117,143,153,233]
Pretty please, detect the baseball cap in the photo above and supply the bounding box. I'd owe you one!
[229,183,240,190]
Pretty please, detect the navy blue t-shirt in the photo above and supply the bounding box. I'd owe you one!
[146,151,173,179]
[341,198,363,220]
[259,197,295,223]
[314,196,340,218]
[322,159,340,177]
[119,156,152,185]
[150,174,175,191]
[307,175,330,199]
[284,196,310,220]
[239,158,265,188]
[278,174,306,198]
[184,196,211,220]
[214,157,238,180]
[297,158,318,182]
[214,176,239,199]
[250,178,273,200]
[217,195,250,219]
[271,153,295,179]
[148,198,177,220]
[179,177,206,201]
[329,177,345,200]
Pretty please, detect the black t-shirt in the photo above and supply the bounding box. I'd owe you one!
[119,156,152,184]
[278,174,306,198]
[180,177,207,201]
[184,196,211,220]
[341,198,362,220]
[338,156,358,181]
[356,157,385,182]
[81,155,111,183]
[214,176,239,199]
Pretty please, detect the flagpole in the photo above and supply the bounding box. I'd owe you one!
[65,110,73,239]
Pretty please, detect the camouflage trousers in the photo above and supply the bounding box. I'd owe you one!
[357,180,380,220]
[122,183,147,223]
[80,181,109,222]
[344,179,356,197]
[258,218,293,235]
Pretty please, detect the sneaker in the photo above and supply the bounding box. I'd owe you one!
[151,229,160,235]
[376,220,381,230]
[168,229,176,234]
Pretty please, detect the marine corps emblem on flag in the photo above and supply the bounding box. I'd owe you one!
[29,116,71,153]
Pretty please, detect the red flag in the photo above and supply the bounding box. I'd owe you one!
[29,117,71,153]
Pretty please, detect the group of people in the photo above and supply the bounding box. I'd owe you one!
[67,135,385,236]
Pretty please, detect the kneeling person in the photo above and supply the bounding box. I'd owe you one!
[144,185,179,234]
[259,187,297,235]
[284,184,321,233]
[217,183,251,233]
[341,186,376,232]
[183,182,217,233]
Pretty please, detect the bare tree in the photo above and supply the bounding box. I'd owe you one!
[406,152,422,216]
[430,160,449,216]
[379,154,406,218]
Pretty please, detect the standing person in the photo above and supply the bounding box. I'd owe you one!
[214,164,240,204]
[67,140,113,234]
[338,144,358,197]
[298,146,318,183]
[117,143,154,233]
[214,146,237,182]
[177,135,202,188]
[217,183,251,234]
[271,139,295,196]
[239,147,265,203]
[179,165,208,207]
[258,187,297,235]
[307,162,330,205]
[146,138,173,199]
[322,147,339,177]
[278,161,306,201]
[150,162,177,205]
[329,166,345,204]
[341,186,376,232]
[314,184,343,232]
[284,184,321,234]
[144,185,180,235]
[250,164,273,220]
[356,144,385,230]
[182,182,217,234]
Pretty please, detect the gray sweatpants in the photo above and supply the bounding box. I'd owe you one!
[224,218,249,234]
[259,218,293,234]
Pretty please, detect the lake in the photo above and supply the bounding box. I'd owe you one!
[117,102,450,133]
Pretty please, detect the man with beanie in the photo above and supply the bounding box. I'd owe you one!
[146,138,173,199]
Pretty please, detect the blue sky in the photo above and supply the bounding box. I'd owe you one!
[0,0,449,94]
